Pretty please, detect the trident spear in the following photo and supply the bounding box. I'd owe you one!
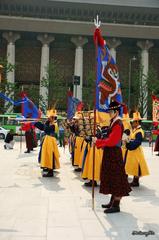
[91,15,101,210]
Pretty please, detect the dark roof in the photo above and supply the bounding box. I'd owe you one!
[0,0,159,26]
[48,0,159,8]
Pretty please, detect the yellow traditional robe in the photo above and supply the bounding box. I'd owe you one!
[40,135,60,169]
[81,145,103,181]
[78,140,87,168]
[74,136,85,166]
[124,128,149,176]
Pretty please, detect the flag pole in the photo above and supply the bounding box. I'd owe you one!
[20,127,22,153]
[92,102,96,210]
[151,131,153,155]
[92,15,101,210]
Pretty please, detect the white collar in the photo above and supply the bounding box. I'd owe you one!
[110,116,121,127]
[133,125,141,132]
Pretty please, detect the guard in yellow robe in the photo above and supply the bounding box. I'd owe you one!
[81,141,103,186]
[74,136,85,166]
[78,139,87,168]
[124,114,149,186]
[34,114,60,177]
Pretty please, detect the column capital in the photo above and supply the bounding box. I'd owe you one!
[137,40,154,51]
[3,31,20,44]
[71,36,88,48]
[106,38,121,49]
[37,34,54,45]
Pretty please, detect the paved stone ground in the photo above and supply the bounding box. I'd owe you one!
[0,140,159,240]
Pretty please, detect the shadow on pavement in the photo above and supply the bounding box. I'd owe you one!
[131,185,159,206]
[0,228,18,233]
[94,211,140,239]
[38,175,66,192]
[17,152,37,159]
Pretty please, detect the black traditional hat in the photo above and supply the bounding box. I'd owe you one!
[106,100,122,112]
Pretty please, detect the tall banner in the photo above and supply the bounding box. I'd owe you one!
[94,28,122,112]
[0,92,41,119]
[152,95,159,122]
[67,90,83,120]
[20,92,41,119]
[0,92,27,106]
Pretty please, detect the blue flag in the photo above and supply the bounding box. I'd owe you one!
[21,93,40,119]
[95,29,122,112]
[0,92,27,106]
[67,91,81,120]
[0,92,40,119]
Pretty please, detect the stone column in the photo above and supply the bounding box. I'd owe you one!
[37,34,54,112]
[106,38,121,62]
[3,31,20,83]
[2,32,20,113]
[71,36,88,101]
[137,40,153,118]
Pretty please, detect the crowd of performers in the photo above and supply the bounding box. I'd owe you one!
[18,101,150,213]
[66,101,150,213]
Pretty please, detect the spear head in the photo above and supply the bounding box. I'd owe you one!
[94,15,101,28]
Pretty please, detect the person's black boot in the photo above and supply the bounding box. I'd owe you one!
[84,180,97,187]
[104,200,120,214]
[74,168,81,172]
[24,149,30,153]
[101,195,114,208]
[42,169,54,177]
[130,176,139,187]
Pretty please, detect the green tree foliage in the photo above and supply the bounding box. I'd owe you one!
[0,57,17,113]
[83,70,95,110]
[130,66,142,111]
[132,65,158,119]
[0,57,15,77]
[0,57,40,113]
[127,65,158,119]
[40,59,65,110]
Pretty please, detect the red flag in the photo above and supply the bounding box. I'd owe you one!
[76,101,84,111]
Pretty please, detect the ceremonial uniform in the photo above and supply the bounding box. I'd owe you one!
[96,117,131,197]
[74,136,84,166]
[154,135,159,152]
[81,144,103,182]
[153,125,159,154]
[125,126,149,178]
[34,120,60,177]
[21,123,36,153]
[78,139,87,169]
[94,100,131,214]
[123,110,150,187]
